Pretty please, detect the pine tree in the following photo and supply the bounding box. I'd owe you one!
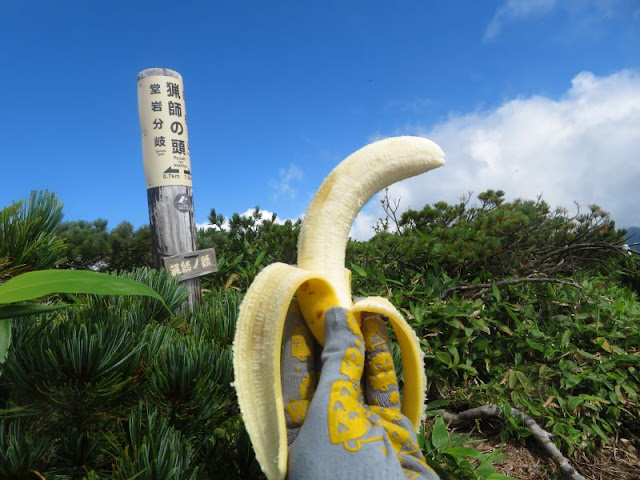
[0,192,262,479]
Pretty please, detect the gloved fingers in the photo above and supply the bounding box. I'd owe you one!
[400,455,441,480]
[369,412,436,479]
[281,299,318,442]
[364,341,433,477]
[362,314,402,411]
[316,307,365,391]
[302,307,373,457]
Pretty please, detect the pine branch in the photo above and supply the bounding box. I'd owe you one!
[442,406,586,480]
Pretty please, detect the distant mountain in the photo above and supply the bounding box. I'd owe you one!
[625,226,640,252]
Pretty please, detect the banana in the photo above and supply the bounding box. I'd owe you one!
[233,136,445,480]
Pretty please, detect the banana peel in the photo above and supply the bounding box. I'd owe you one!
[233,136,445,479]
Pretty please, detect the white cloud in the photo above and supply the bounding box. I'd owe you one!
[235,208,288,225]
[484,0,635,41]
[350,210,379,241]
[352,69,640,240]
[197,208,301,231]
[270,164,303,200]
[485,0,557,41]
[197,220,228,231]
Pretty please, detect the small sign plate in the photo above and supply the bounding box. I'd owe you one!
[162,248,218,281]
[174,193,192,212]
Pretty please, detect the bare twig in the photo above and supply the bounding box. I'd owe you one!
[442,405,586,480]
[380,188,403,233]
[441,405,501,424]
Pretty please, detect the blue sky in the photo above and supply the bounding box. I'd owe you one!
[1,0,639,239]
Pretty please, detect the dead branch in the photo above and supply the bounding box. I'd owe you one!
[526,241,632,274]
[380,188,403,233]
[440,277,582,299]
[442,405,586,480]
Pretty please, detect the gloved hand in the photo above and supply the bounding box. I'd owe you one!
[281,302,440,480]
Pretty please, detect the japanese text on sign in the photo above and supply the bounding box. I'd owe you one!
[137,73,192,189]
[162,249,218,282]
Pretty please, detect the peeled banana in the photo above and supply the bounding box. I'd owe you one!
[233,136,445,480]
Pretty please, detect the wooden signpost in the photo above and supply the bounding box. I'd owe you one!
[137,68,216,309]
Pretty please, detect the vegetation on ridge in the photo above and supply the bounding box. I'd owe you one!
[0,190,638,479]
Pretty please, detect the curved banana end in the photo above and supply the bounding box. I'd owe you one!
[298,136,445,307]
[352,296,426,428]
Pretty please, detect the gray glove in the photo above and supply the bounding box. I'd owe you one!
[281,304,440,480]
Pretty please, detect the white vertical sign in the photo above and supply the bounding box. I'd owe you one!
[137,70,192,188]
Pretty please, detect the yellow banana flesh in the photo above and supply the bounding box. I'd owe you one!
[233,136,445,480]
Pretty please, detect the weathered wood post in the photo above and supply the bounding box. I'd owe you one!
[137,68,203,309]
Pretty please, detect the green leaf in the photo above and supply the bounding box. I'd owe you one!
[590,423,608,442]
[442,446,482,458]
[498,323,513,336]
[0,318,10,367]
[471,317,491,334]
[0,302,70,319]
[614,385,625,403]
[567,396,583,411]
[479,448,506,467]
[515,370,530,386]
[349,263,367,277]
[485,474,518,480]
[435,351,452,367]
[0,270,167,307]
[0,405,39,416]
[615,354,640,364]
[503,304,519,322]
[622,383,638,399]
[525,339,545,352]
[253,250,266,267]
[576,349,600,360]
[595,337,612,353]
[426,399,451,410]
[446,345,460,366]
[491,283,502,302]
[0,270,169,370]
[431,417,450,449]
[564,374,582,389]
